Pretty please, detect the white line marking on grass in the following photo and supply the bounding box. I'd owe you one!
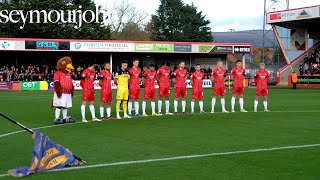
[0,143,319,177]
[1,110,320,139]
[0,122,82,138]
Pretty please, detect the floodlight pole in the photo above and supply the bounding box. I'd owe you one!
[262,0,267,63]
[262,0,290,63]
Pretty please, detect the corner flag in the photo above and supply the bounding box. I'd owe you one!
[8,131,80,177]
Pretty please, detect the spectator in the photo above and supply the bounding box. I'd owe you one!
[76,65,82,72]
[309,62,314,75]
[2,70,8,82]
[18,74,25,81]
[190,65,195,73]
[27,64,33,71]
[304,62,309,74]
[203,67,208,74]
[208,67,212,74]
[299,63,303,75]
[34,66,41,74]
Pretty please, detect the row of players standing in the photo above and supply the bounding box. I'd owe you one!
[79,59,270,121]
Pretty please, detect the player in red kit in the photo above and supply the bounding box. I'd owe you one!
[231,60,248,112]
[142,64,159,117]
[254,63,270,112]
[156,62,173,115]
[211,60,229,113]
[128,59,142,117]
[172,60,188,115]
[80,64,101,122]
[190,64,205,113]
[99,63,115,120]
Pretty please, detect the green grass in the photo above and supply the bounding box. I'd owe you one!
[0,87,320,179]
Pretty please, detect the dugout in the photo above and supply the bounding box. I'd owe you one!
[0,38,252,73]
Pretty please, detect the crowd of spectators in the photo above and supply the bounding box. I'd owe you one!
[299,50,320,75]
[0,62,215,82]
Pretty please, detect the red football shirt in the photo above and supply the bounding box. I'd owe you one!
[100,70,113,92]
[54,71,73,94]
[232,67,245,87]
[173,68,188,88]
[212,68,226,87]
[157,67,171,87]
[129,68,141,89]
[143,70,157,90]
[82,68,96,91]
[191,71,204,91]
[255,70,269,89]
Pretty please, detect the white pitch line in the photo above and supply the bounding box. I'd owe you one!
[0,122,82,138]
[0,143,319,177]
[1,110,320,139]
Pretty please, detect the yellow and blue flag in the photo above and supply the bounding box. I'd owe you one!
[8,130,80,177]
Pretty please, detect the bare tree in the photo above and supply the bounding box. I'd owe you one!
[110,0,149,39]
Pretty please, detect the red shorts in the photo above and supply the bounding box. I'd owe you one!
[130,88,141,99]
[159,86,170,97]
[232,86,244,95]
[256,88,268,96]
[144,89,156,100]
[101,91,112,103]
[175,87,187,99]
[82,91,94,102]
[192,90,203,100]
[214,86,225,97]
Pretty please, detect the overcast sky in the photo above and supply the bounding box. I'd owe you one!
[94,0,320,32]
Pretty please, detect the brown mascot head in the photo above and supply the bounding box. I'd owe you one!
[57,56,74,73]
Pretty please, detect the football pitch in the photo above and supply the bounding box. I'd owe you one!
[0,87,320,179]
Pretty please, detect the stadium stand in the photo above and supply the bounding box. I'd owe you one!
[0,63,216,82]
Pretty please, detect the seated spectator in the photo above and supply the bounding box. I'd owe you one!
[18,74,25,81]
[28,64,33,71]
[208,67,212,74]
[304,62,309,74]
[203,67,208,74]
[190,65,195,73]
[299,63,303,75]
[76,65,82,72]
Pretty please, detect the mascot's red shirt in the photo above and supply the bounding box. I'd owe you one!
[54,71,73,94]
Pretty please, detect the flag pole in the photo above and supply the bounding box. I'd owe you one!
[0,112,86,164]
[0,112,34,133]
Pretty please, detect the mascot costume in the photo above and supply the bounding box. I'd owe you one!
[52,56,76,124]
